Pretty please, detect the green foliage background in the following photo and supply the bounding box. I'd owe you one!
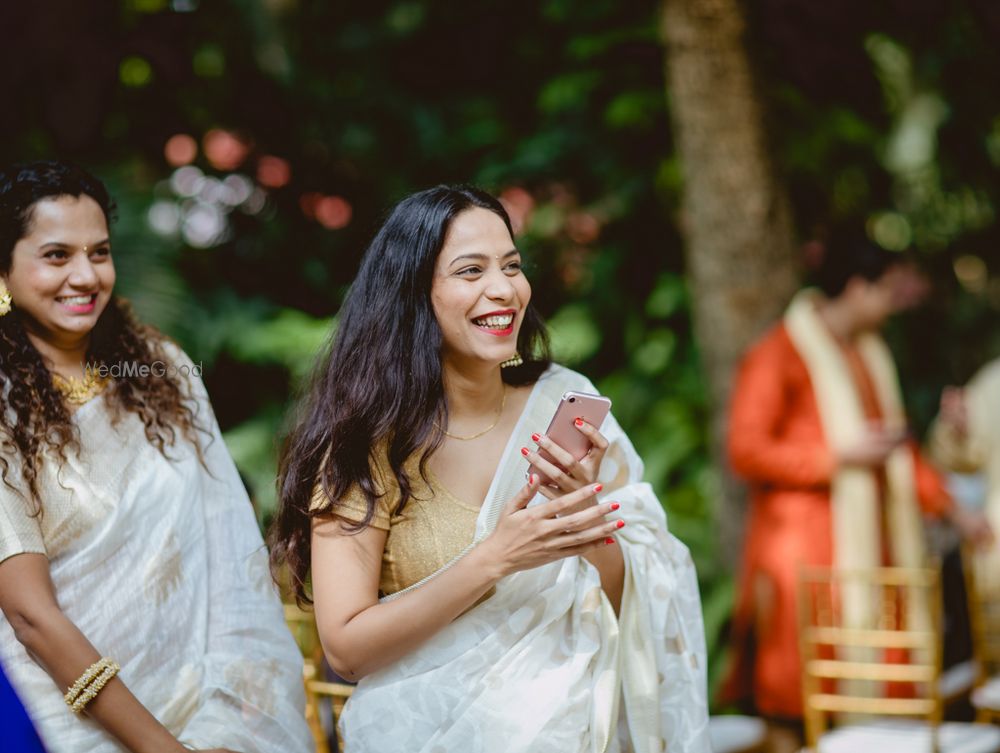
[4,0,1000,704]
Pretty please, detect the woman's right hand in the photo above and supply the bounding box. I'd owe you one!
[477,475,622,578]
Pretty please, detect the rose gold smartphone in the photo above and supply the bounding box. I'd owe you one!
[527,390,612,485]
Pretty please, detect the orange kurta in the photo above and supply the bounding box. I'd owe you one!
[721,323,952,719]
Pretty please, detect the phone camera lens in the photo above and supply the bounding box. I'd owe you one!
[568,397,576,403]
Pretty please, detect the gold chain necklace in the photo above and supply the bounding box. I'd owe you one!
[440,385,507,441]
[51,370,110,406]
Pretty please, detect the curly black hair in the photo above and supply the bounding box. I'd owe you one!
[0,161,205,507]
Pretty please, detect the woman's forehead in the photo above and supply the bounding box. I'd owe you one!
[439,208,513,261]
[21,195,108,244]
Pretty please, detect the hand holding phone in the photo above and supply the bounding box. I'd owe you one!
[525,390,612,489]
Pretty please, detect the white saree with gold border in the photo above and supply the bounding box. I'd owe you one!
[0,344,313,753]
[337,365,711,753]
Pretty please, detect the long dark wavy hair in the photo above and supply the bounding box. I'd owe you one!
[270,185,551,604]
[0,161,205,506]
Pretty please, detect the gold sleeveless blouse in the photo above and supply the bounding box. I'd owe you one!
[311,454,481,597]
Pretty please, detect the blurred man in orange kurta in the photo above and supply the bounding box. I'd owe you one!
[721,230,992,722]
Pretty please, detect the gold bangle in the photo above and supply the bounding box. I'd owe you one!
[63,658,120,713]
[64,658,112,707]
[68,661,120,714]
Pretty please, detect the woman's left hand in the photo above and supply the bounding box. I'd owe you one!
[521,419,610,501]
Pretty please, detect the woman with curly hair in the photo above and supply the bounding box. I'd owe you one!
[269,185,710,752]
[0,161,312,753]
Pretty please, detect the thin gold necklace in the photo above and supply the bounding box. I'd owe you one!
[440,385,507,441]
[51,370,110,406]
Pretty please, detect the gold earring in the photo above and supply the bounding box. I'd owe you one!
[0,287,11,317]
[500,351,523,368]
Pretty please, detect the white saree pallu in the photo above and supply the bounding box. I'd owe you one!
[338,365,711,753]
[0,344,313,753]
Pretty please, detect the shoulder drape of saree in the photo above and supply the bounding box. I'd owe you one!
[338,366,711,753]
[0,344,312,753]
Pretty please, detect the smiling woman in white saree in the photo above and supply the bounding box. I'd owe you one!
[270,185,710,753]
[0,162,312,753]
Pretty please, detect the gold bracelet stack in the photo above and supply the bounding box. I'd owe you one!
[64,658,120,714]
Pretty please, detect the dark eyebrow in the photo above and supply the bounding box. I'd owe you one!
[448,249,519,269]
[39,238,111,251]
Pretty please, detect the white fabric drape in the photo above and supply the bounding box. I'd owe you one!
[337,365,711,753]
[929,358,1000,594]
[0,344,313,753]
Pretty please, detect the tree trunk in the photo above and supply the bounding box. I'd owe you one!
[660,0,801,566]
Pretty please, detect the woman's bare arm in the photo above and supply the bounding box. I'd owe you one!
[0,553,233,753]
[312,477,622,680]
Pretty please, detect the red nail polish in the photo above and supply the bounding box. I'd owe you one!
[594,483,603,492]
[616,520,625,529]
[520,447,529,456]
[605,537,615,545]
[610,502,620,511]
[574,418,584,427]
[528,474,536,485]
[531,433,541,442]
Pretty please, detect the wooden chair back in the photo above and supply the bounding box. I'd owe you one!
[797,565,943,751]
[963,544,1000,677]
[284,603,354,753]
[962,544,1000,722]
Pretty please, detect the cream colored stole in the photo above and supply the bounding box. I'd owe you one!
[785,290,929,637]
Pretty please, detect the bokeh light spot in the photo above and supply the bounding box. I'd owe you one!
[299,193,322,219]
[222,174,254,206]
[499,187,535,236]
[193,45,225,77]
[868,212,912,251]
[129,0,167,12]
[203,129,250,171]
[147,201,181,236]
[315,196,352,230]
[182,202,227,248]
[257,155,291,189]
[119,56,153,88]
[170,166,205,197]
[954,255,988,294]
[566,211,601,244]
[164,134,197,167]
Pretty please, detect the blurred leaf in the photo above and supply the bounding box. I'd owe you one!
[604,90,663,129]
[537,71,601,113]
[547,303,602,365]
[645,273,686,319]
[226,308,335,380]
[223,405,284,519]
[631,328,676,375]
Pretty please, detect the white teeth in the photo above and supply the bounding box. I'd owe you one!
[59,296,93,305]
[474,314,514,329]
